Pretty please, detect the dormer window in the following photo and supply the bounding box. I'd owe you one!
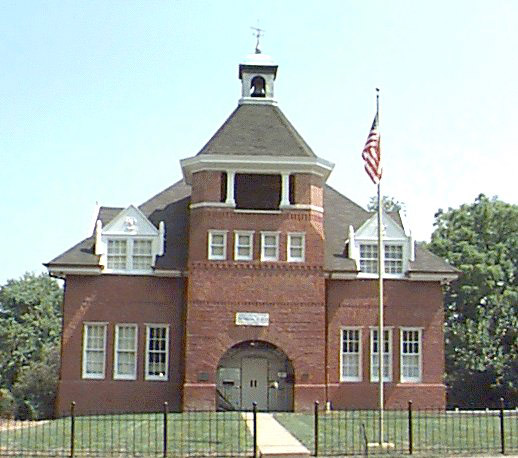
[358,243,404,275]
[359,244,378,274]
[96,205,165,274]
[349,211,413,279]
[107,240,128,270]
[106,238,154,271]
[250,76,266,97]
[385,244,403,274]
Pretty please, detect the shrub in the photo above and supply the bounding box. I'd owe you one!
[0,388,16,419]
[11,345,60,420]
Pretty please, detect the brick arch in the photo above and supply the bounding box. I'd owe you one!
[216,340,294,411]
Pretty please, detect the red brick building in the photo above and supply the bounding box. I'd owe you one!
[47,50,457,416]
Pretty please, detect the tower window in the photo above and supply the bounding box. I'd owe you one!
[220,172,227,203]
[250,76,266,97]
[235,173,280,210]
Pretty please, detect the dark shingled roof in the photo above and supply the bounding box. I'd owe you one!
[46,181,191,270]
[47,180,457,273]
[140,180,191,271]
[323,186,370,272]
[410,244,459,274]
[196,104,316,157]
[47,181,456,276]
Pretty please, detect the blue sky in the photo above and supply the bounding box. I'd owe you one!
[1,1,517,284]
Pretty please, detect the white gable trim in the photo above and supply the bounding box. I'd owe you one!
[351,211,412,279]
[95,205,165,274]
[355,210,407,241]
[102,205,159,236]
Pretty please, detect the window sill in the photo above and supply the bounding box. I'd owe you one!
[102,270,154,275]
[234,209,282,215]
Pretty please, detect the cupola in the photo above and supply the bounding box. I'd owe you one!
[239,50,278,105]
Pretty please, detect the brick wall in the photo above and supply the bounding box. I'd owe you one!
[184,201,327,411]
[191,171,222,203]
[189,208,325,265]
[326,279,446,409]
[56,275,186,416]
[294,174,324,207]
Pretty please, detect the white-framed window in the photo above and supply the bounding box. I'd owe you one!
[400,328,422,383]
[107,240,127,270]
[82,323,107,379]
[132,240,153,270]
[114,324,138,380]
[106,238,154,271]
[359,244,378,273]
[287,233,305,262]
[261,232,279,261]
[370,328,392,382]
[208,230,227,260]
[145,325,169,381]
[385,244,403,274]
[340,328,362,382]
[234,231,254,261]
[359,243,404,275]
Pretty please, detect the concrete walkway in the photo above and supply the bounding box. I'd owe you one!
[242,412,310,457]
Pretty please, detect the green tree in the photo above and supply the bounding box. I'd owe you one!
[428,195,518,407]
[368,195,405,213]
[0,273,62,418]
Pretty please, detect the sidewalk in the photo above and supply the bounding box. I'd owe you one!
[242,412,310,457]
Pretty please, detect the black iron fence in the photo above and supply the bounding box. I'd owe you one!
[0,400,516,457]
[0,402,253,457]
[275,399,518,456]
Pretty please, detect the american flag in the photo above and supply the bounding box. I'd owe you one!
[362,113,382,184]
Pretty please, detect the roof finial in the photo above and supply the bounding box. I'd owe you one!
[250,26,264,54]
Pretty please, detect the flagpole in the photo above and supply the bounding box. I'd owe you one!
[376,88,384,446]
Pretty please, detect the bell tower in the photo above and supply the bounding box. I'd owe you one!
[239,51,278,104]
[181,45,333,412]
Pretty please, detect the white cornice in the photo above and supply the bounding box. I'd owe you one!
[153,269,185,278]
[180,155,334,184]
[408,272,458,283]
[326,271,458,282]
[47,266,102,278]
[190,202,235,210]
[286,204,324,213]
[238,97,278,106]
[326,272,359,280]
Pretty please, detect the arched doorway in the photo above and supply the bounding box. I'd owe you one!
[216,340,294,412]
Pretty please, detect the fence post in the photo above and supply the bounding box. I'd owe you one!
[253,402,258,458]
[163,402,168,458]
[70,401,76,458]
[499,397,505,455]
[408,400,413,455]
[314,401,319,457]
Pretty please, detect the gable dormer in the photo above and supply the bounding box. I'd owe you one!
[347,210,414,278]
[95,205,165,273]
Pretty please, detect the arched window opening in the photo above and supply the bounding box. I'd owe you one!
[250,76,266,97]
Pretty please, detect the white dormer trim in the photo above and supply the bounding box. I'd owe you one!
[351,211,411,279]
[96,206,165,274]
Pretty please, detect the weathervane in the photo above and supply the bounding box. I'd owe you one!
[250,26,264,54]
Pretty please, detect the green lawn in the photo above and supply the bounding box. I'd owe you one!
[0,412,252,457]
[1,410,516,457]
[274,410,518,456]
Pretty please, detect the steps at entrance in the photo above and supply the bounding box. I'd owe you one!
[242,412,310,457]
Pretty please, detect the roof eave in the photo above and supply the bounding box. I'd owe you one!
[180,154,334,185]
